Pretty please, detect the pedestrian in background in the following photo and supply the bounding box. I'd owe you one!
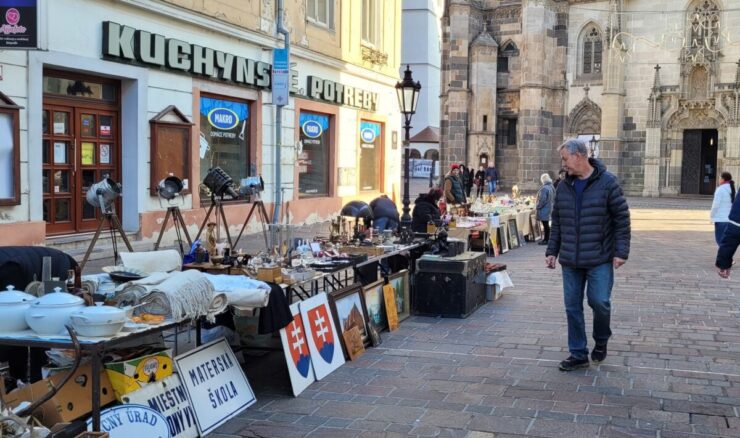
[444,164,466,204]
[369,194,400,231]
[474,165,486,198]
[536,173,555,245]
[465,165,475,198]
[459,164,470,199]
[485,163,499,194]
[710,171,735,246]
[546,139,631,371]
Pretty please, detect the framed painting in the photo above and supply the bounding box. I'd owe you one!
[387,270,411,322]
[508,219,519,249]
[500,225,509,253]
[328,283,371,357]
[362,280,388,331]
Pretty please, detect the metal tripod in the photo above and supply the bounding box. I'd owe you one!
[154,206,192,254]
[194,197,233,247]
[80,212,134,270]
[233,200,271,250]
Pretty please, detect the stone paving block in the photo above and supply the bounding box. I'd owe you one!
[426,400,468,412]
[306,427,361,437]
[464,405,493,415]
[240,421,316,437]
[527,419,602,437]
[662,399,736,416]
[267,412,302,423]
[418,409,476,429]
[598,425,657,437]
[214,418,252,435]
[576,414,610,425]
[262,398,322,415]
[464,383,508,396]
[313,400,375,419]
[324,418,355,428]
[365,405,426,424]
[348,419,390,431]
[467,414,532,435]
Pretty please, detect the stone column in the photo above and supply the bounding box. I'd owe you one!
[468,28,498,167]
[642,127,662,196]
[439,1,472,176]
[725,126,740,180]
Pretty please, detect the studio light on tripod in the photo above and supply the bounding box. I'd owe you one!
[86,177,121,214]
[157,175,184,201]
[203,167,239,200]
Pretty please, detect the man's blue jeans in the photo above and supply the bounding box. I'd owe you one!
[562,262,614,359]
[373,217,398,231]
[487,180,497,194]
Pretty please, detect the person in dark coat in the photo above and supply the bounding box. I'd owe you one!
[411,188,443,232]
[536,173,556,245]
[0,246,78,383]
[716,190,740,278]
[485,164,499,194]
[474,165,486,198]
[443,164,466,204]
[465,165,475,198]
[369,194,400,231]
[545,139,631,372]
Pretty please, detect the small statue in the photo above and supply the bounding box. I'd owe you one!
[205,222,218,256]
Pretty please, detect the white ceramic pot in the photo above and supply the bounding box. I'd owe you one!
[69,306,126,337]
[25,289,86,335]
[0,285,36,332]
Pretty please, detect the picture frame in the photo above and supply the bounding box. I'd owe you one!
[387,270,411,322]
[362,280,388,331]
[489,228,500,257]
[532,215,542,241]
[500,225,509,253]
[328,283,371,358]
[508,219,519,249]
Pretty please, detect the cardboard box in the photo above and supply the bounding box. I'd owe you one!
[257,266,282,283]
[104,349,173,400]
[5,361,116,428]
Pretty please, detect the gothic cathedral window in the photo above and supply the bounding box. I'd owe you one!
[582,26,603,77]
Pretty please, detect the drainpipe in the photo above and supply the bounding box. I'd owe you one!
[273,0,290,225]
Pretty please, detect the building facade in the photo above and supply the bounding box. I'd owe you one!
[0,0,403,246]
[440,0,740,195]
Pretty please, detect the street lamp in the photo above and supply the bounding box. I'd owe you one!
[589,135,600,159]
[395,65,421,227]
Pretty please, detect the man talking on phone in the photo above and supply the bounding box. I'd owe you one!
[546,139,631,371]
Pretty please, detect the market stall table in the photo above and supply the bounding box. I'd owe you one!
[0,318,196,432]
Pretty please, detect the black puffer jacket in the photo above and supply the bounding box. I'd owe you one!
[546,159,631,268]
[411,194,441,232]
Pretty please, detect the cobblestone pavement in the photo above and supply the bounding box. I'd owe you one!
[208,198,740,438]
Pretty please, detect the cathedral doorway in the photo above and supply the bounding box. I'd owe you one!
[681,129,717,195]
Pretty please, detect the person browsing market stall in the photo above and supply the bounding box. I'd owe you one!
[369,194,400,231]
[412,188,443,233]
[545,138,631,371]
[443,164,466,205]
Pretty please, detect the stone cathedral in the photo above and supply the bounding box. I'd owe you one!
[440,0,740,196]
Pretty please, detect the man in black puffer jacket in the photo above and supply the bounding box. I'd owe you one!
[546,139,631,371]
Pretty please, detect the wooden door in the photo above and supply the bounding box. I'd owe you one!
[42,105,120,234]
[700,130,718,195]
[681,130,702,195]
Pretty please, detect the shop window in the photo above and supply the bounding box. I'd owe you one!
[308,0,335,29]
[199,95,251,202]
[150,106,193,196]
[298,111,331,198]
[0,92,21,206]
[43,75,117,102]
[359,120,383,191]
[362,0,381,47]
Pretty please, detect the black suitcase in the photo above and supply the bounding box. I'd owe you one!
[414,252,486,318]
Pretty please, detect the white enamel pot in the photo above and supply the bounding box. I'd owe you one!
[69,306,126,337]
[25,289,86,335]
[0,285,37,332]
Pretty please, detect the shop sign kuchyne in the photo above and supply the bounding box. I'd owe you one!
[0,0,38,49]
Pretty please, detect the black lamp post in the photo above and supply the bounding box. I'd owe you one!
[395,65,421,227]
[589,135,600,159]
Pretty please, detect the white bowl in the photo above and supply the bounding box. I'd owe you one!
[25,293,85,335]
[70,320,125,337]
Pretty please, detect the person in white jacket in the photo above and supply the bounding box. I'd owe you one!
[710,171,736,245]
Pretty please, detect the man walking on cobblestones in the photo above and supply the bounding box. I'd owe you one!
[546,139,631,371]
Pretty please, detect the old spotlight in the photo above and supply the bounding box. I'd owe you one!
[203,167,239,200]
[86,176,121,214]
[157,175,184,201]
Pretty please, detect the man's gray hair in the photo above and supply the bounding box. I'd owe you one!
[558,138,589,157]
[540,173,552,184]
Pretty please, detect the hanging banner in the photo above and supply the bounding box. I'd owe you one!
[174,338,256,436]
[0,0,37,49]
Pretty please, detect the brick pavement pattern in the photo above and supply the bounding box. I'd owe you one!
[209,199,740,437]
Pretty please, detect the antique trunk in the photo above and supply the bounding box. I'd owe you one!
[413,251,486,318]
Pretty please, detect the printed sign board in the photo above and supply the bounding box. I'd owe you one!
[272,48,289,106]
[299,293,345,380]
[0,0,38,49]
[86,404,170,438]
[122,374,198,438]
[174,338,256,436]
[279,302,316,396]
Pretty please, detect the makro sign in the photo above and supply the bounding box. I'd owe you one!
[301,120,323,139]
[102,22,379,112]
[208,108,239,130]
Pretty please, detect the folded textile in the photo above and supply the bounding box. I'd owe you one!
[207,293,229,320]
[115,271,170,292]
[120,250,182,274]
[204,273,271,292]
[138,270,216,322]
[222,288,270,308]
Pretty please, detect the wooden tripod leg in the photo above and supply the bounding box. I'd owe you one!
[110,213,134,252]
[80,216,109,270]
[233,202,258,249]
[154,208,173,251]
[218,202,234,247]
[194,203,216,242]
[173,207,192,247]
